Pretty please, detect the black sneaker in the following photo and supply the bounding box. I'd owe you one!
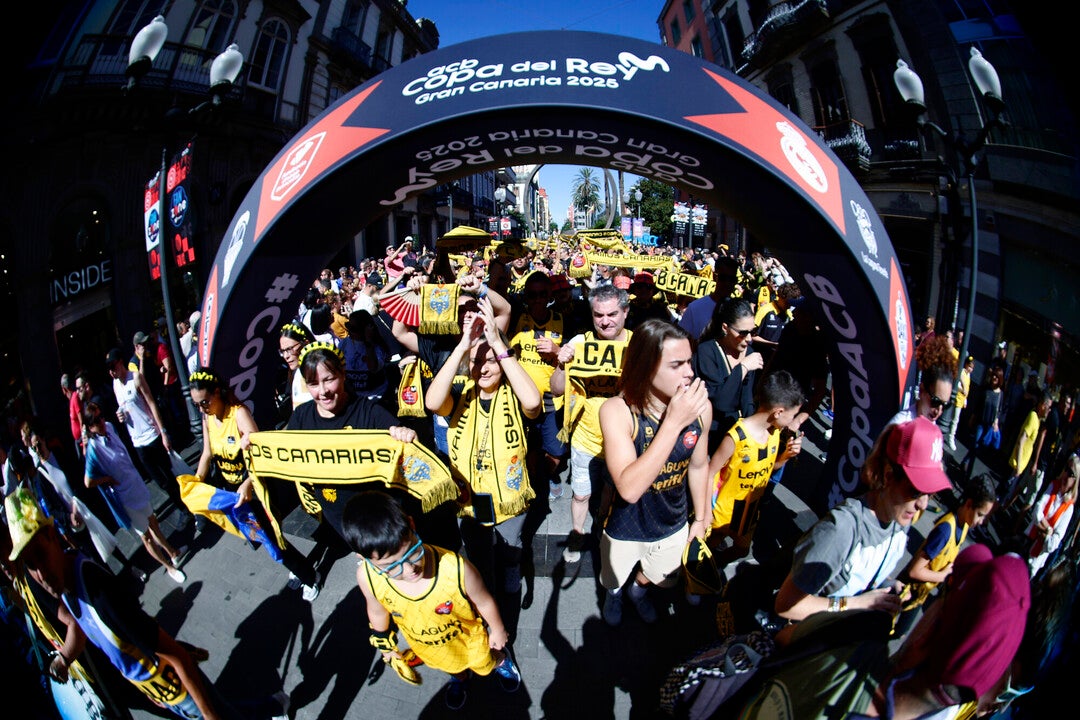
[445,676,467,710]
[602,590,623,627]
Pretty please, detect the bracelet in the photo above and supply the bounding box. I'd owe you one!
[828,596,840,613]
[839,596,848,612]
[495,350,512,361]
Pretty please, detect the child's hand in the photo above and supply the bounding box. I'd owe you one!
[781,432,803,461]
[487,624,509,651]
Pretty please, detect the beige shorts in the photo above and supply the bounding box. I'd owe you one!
[599,523,688,590]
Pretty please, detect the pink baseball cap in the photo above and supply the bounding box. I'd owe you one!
[886,416,952,494]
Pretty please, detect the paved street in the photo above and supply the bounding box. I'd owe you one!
[91,406,999,719]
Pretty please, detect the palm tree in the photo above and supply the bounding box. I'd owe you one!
[572,167,601,224]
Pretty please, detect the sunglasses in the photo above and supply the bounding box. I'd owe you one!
[730,326,755,338]
[365,537,425,578]
[195,399,213,410]
[928,395,948,409]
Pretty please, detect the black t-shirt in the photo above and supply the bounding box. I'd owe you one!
[285,393,399,536]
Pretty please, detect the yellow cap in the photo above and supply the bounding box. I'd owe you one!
[5,485,53,561]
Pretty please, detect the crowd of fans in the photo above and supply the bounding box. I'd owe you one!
[2,229,1076,718]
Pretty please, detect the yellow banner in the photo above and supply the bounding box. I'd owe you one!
[568,339,628,379]
[246,430,458,512]
[583,250,674,270]
[654,268,716,299]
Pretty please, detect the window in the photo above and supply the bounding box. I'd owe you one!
[684,0,696,24]
[767,66,800,115]
[343,1,369,35]
[670,19,682,46]
[723,12,745,67]
[807,57,849,126]
[185,0,237,55]
[691,37,704,59]
[249,18,290,91]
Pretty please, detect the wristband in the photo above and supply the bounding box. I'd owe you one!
[839,596,848,612]
[827,596,840,613]
[477,283,489,299]
[495,350,512,361]
[368,626,397,653]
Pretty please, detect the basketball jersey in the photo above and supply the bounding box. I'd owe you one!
[364,545,496,676]
[603,408,703,541]
[510,309,564,411]
[710,419,780,544]
[207,404,246,485]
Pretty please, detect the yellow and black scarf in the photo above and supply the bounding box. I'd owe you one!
[419,283,461,334]
[397,358,432,417]
[557,334,631,444]
[244,430,459,513]
[447,381,534,524]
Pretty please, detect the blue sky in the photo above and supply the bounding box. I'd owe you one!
[405,0,663,226]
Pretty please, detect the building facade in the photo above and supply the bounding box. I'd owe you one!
[694,0,1078,387]
[1,0,453,440]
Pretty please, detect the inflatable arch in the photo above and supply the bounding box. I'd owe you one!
[197,31,914,511]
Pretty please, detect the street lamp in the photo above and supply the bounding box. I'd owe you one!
[623,188,642,218]
[894,47,1005,382]
[127,16,245,436]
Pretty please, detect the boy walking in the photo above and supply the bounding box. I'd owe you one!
[706,370,804,566]
[341,490,521,710]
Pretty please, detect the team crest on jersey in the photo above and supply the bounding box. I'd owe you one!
[682,430,698,449]
[741,453,751,464]
[435,600,453,615]
[226,435,236,445]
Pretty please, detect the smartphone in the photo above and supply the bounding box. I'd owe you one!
[472,493,496,525]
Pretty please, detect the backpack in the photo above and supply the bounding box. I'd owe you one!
[658,629,775,719]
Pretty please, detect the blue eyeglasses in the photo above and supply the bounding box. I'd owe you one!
[365,537,425,578]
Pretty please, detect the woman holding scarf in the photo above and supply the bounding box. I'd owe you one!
[425,297,542,595]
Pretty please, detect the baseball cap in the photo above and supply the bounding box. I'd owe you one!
[133,330,150,345]
[366,272,383,287]
[6,485,54,561]
[105,347,126,367]
[886,416,951,494]
[632,272,655,286]
[189,310,201,327]
[928,545,1029,700]
[549,274,571,291]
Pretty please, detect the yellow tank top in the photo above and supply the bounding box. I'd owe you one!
[902,512,967,610]
[567,331,631,457]
[710,419,780,544]
[207,404,246,485]
[364,545,497,676]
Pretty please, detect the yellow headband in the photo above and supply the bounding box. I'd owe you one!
[280,321,310,339]
[189,369,220,385]
[299,341,344,365]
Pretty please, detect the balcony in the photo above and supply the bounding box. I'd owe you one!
[741,0,830,70]
[814,118,872,174]
[49,34,244,102]
[329,27,373,70]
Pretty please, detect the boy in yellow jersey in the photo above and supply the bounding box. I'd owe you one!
[705,370,804,567]
[894,474,997,636]
[342,490,521,711]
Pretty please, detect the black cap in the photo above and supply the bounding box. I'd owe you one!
[105,348,125,367]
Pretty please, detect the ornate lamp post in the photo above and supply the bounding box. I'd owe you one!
[127,16,244,436]
[894,47,1005,379]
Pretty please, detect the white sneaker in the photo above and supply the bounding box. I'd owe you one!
[301,571,322,602]
[947,438,956,451]
[171,545,189,569]
[167,567,187,584]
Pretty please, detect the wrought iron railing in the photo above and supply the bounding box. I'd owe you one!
[814,118,872,171]
[742,0,829,66]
